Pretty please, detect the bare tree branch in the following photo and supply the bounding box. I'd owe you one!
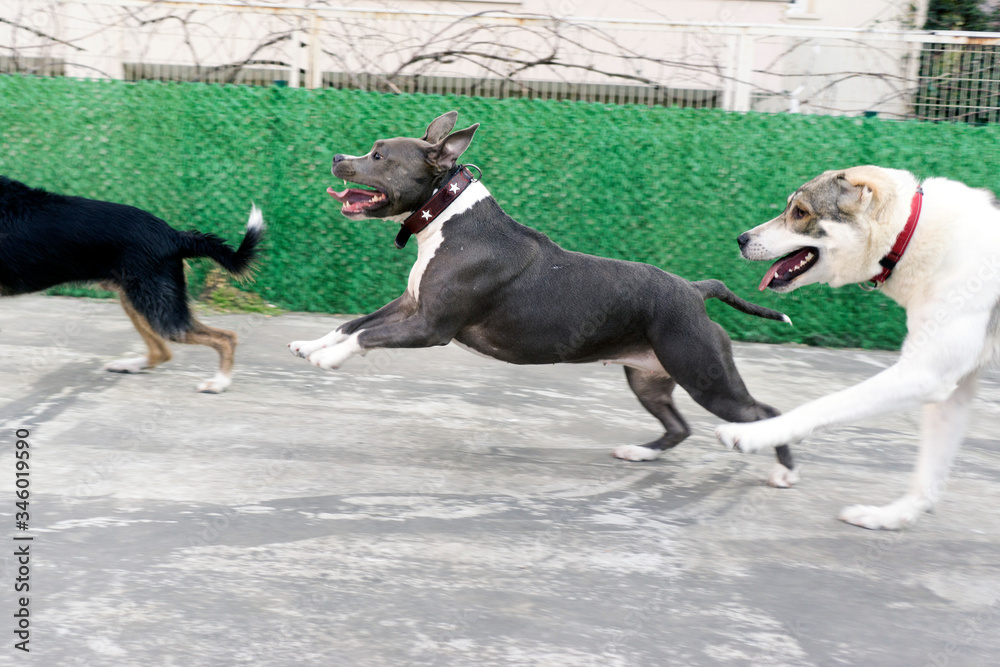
[1,1,994,121]
[0,17,84,51]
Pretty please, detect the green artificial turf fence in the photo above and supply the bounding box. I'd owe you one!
[2,74,999,349]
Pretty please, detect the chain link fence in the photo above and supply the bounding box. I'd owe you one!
[3,74,1000,349]
[915,41,1000,123]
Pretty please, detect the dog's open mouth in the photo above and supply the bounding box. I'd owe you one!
[759,247,819,291]
[327,185,388,215]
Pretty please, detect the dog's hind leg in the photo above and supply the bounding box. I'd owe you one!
[171,319,238,394]
[119,263,236,393]
[612,367,691,462]
[653,320,798,487]
[104,294,174,374]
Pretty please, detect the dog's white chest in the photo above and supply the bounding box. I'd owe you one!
[407,220,445,302]
[406,180,489,303]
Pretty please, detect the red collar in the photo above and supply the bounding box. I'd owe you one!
[394,166,476,249]
[864,186,923,289]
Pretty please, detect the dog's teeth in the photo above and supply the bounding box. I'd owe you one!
[805,252,814,261]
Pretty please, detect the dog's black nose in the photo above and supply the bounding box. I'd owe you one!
[737,233,751,249]
[332,154,347,165]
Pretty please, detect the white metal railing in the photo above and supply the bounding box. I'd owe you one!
[2,1,999,120]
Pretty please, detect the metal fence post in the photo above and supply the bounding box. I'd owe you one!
[733,30,754,112]
[289,28,301,88]
[722,33,738,111]
[307,12,322,89]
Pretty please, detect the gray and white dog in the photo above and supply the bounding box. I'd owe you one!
[289,112,797,486]
[718,166,1000,527]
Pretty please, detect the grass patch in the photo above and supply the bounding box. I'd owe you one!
[197,268,282,314]
[44,269,280,315]
[46,284,116,299]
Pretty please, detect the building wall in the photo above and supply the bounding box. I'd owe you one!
[348,0,924,28]
[0,0,959,120]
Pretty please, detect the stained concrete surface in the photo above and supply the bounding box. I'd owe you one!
[0,294,998,667]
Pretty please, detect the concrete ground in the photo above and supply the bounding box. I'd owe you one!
[1,294,999,667]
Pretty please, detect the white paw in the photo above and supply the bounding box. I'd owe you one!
[104,356,150,374]
[611,445,664,462]
[197,372,231,394]
[288,329,349,359]
[308,347,345,370]
[288,340,323,359]
[306,333,364,370]
[715,423,742,449]
[767,464,800,488]
[838,495,928,530]
[715,422,768,453]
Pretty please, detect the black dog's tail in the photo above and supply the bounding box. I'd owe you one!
[693,279,791,324]
[177,205,265,279]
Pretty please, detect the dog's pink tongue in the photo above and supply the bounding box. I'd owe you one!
[758,267,776,292]
[328,187,379,206]
[759,248,817,291]
[327,187,353,203]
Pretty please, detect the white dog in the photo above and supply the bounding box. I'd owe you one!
[716,166,1000,530]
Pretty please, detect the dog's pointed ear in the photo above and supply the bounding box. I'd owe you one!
[836,172,876,213]
[422,111,458,144]
[428,123,479,170]
[836,166,897,218]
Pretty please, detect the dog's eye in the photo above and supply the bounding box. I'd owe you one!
[372,151,382,160]
[791,206,807,220]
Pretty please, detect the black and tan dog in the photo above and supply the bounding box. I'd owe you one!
[0,176,263,392]
[288,112,798,485]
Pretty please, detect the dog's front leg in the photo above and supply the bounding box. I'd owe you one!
[306,314,455,370]
[714,363,953,453]
[839,372,978,530]
[338,296,413,336]
[288,327,350,359]
[716,311,987,454]
[288,296,410,358]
